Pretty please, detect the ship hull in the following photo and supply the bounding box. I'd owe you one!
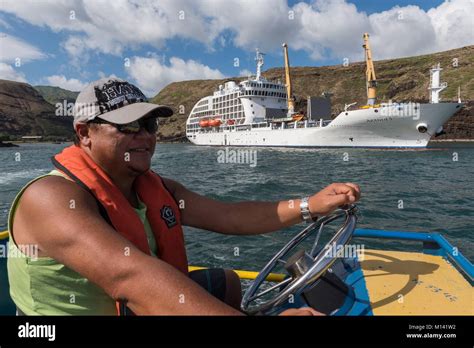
[186,102,462,148]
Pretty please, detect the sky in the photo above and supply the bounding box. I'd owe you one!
[0,0,472,96]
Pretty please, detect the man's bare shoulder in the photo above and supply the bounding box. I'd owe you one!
[20,174,98,214]
[12,174,104,254]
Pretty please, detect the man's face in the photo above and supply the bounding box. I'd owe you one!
[85,119,157,177]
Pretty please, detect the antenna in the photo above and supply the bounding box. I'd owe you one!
[255,48,265,81]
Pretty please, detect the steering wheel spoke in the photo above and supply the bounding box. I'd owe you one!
[248,277,293,302]
[309,221,325,258]
[241,204,358,315]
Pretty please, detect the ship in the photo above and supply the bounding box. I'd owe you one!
[185,33,463,148]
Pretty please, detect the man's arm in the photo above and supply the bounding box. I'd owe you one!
[17,176,242,315]
[162,178,360,235]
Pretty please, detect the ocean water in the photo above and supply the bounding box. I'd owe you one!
[1,143,473,272]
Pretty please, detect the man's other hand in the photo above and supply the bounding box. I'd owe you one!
[279,307,325,316]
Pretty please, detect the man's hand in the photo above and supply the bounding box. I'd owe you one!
[308,183,361,217]
[279,308,324,316]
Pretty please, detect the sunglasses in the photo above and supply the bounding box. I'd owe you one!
[88,116,159,134]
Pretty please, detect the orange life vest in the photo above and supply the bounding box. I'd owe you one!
[52,145,188,313]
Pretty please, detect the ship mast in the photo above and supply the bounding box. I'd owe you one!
[428,63,447,103]
[255,49,264,81]
[282,43,295,115]
[363,33,377,105]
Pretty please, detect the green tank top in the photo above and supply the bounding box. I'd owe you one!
[7,169,157,315]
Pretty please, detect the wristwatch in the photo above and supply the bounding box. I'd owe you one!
[300,196,317,223]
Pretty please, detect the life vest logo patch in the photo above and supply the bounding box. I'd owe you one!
[160,205,177,228]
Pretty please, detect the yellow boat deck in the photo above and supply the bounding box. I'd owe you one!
[361,249,473,315]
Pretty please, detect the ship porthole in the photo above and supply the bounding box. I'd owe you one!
[374,109,378,113]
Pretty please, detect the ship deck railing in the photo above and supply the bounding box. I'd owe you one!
[186,119,333,134]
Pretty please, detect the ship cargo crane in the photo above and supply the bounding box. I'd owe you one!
[282,43,296,117]
[363,33,377,106]
[282,43,305,121]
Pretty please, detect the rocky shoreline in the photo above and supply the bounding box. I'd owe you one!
[0,141,19,147]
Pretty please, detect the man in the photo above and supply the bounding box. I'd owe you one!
[7,78,360,315]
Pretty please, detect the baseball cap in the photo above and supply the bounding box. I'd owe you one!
[73,77,173,126]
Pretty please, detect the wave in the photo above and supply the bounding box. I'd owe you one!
[0,169,49,186]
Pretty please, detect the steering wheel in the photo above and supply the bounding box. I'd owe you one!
[241,204,358,315]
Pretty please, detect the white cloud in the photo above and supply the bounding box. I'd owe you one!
[98,71,118,79]
[1,0,218,58]
[45,75,88,91]
[0,32,46,63]
[126,56,225,96]
[293,0,370,60]
[0,17,12,29]
[428,0,474,51]
[1,0,472,65]
[200,0,297,52]
[0,62,27,82]
[367,5,438,60]
[293,0,473,60]
[61,35,90,67]
[239,69,253,77]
